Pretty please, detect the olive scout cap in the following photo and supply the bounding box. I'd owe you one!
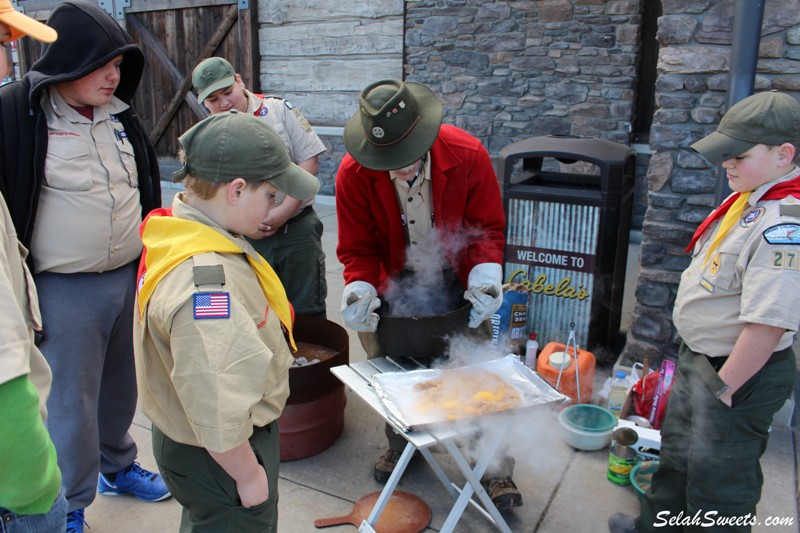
[691,90,800,164]
[344,79,443,171]
[193,56,236,104]
[173,111,320,201]
[0,0,57,43]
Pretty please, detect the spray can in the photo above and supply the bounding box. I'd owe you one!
[607,371,629,418]
[608,427,638,486]
[524,333,538,369]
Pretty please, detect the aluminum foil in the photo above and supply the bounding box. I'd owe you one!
[372,355,568,432]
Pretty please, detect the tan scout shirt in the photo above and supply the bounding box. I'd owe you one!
[245,90,325,216]
[134,195,293,453]
[674,169,800,357]
[392,155,434,272]
[0,196,52,419]
[31,89,142,274]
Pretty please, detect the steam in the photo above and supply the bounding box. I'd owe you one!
[382,225,482,317]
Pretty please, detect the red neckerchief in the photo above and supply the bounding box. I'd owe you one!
[685,175,800,253]
[137,207,173,290]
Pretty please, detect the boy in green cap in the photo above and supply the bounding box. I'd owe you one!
[192,56,328,318]
[610,90,800,533]
[133,111,319,532]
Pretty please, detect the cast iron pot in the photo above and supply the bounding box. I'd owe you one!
[376,300,471,358]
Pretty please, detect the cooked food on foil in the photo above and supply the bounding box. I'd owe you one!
[412,370,522,420]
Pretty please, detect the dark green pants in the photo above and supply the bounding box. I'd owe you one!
[248,208,327,316]
[152,423,280,533]
[638,343,795,533]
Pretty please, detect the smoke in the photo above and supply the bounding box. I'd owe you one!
[382,225,483,317]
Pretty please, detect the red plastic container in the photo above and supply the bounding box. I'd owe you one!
[536,341,595,404]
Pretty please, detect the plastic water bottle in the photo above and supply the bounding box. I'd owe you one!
[607,370,629,418]
[524,333,538,369]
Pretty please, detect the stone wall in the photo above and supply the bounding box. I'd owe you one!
[404,0,642,153]
[620,0,800,365]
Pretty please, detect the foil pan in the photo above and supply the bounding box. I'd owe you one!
[372,355,568,432]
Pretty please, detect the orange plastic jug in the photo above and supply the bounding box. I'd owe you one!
[537,341,595,404]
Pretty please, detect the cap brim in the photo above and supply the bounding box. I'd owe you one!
[343,82,443,170]
[0,10,58,43]
[691,131,756,165]
[267,163,320,201]
[197,75,235,103]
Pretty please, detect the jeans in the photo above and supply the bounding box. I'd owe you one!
[0,489,67,533]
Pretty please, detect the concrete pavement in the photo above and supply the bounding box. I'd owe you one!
[82,190,799,532]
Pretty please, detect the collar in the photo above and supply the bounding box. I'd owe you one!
[46,87,129,124]
[749,166,800,205]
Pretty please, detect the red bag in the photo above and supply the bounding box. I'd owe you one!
[629,368,675,430]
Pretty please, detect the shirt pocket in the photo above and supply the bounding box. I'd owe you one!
[117,139,139,188]
[44,138,92,191]
[706,250,740,291]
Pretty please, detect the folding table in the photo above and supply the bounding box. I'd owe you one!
[331,357,516,533]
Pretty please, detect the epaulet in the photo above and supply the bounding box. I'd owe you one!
[191,252,226,287]
[779,195,800,218]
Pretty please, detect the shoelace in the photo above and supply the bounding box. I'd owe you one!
[66,509,88,532]
[123,462,158,482]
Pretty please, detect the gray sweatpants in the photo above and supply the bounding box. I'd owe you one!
[35,261,139,511]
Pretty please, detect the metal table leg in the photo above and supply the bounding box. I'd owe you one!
[439,425,513,533]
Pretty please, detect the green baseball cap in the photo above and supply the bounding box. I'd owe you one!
[192,56,236,103]
[691,90,800,164]
[173,111,320,201]
[344,79,443,170]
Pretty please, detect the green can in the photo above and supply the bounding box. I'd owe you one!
[607,451,635,485]
[607,427,638,486]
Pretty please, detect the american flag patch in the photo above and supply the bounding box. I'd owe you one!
[193,292,230,319]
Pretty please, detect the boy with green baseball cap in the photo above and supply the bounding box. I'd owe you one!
[610,90,800,533]
[134,110,319,532]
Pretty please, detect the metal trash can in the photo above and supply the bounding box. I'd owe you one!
[499,135,635,353]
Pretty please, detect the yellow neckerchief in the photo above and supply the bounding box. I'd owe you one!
[702,191,751,268]
[137,214,295,349]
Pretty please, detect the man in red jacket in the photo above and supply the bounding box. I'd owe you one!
[335,79,520,511]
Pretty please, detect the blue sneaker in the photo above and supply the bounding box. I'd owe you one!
[66,509,86,533]
[97,462,171,502]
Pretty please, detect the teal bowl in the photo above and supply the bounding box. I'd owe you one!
[558,404,617,450]
[560,404,617,432]
[630,460,659,504]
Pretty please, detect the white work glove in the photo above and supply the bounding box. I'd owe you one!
[341,281,381,332]
[463,263,503,329]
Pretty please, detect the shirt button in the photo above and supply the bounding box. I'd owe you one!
[407,197,413,202]
[411,241,417,245]
[409,220,415,224]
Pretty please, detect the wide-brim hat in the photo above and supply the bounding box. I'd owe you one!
[0,0,57,43]
[344,79,443,170]
[193,56,236,104]
[173,111,320,201]
[691,90,800,164]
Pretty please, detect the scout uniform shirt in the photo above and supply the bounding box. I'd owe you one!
[134,194,293,453]
[0,198,52,418]
[244,90,325,217]
[673,168,800,357]
[31,88,142,274]
[392,154,434,272]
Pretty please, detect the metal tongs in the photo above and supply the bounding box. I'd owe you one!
[554,322,582,403]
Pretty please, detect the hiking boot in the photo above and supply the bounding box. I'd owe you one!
[608,512,640,533]
[97,462,171,502]
[482,476,523,511]
[66,509,86,533]
[373,449,404,483]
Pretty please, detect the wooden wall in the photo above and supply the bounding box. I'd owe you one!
[257,0,404,126]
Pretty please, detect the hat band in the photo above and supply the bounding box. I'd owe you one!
[366,116,421,147]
